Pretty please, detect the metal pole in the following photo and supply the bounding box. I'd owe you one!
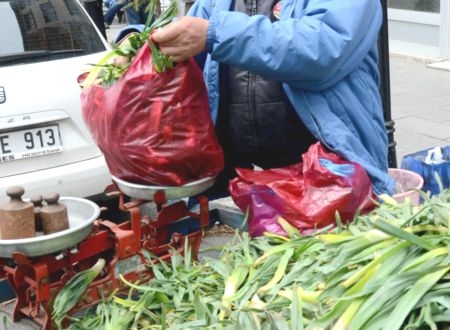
[378,0,397,168]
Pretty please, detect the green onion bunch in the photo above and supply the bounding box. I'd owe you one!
[52,258,106,329]
[65,189,450,329]
[82,0,178,88]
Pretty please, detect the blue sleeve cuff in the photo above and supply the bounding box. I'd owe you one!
[114,24,146,44]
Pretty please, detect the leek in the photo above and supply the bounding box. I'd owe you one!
[52,258,106,329]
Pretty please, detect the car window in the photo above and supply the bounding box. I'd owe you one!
[0,0,107,66]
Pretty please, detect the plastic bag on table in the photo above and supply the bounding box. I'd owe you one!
[229,142,376,237]
[80,43,224,186]
[401,146,450,196]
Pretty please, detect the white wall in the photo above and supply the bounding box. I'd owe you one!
[388,2,450,60]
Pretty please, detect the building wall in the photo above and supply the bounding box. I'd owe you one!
[387,0,450,60]
[389,0,440,13]
[168,0,448,60]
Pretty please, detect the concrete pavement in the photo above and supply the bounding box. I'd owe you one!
[390,54,450,165]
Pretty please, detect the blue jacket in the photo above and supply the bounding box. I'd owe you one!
[116,0,395,195]
[190,0,394,195]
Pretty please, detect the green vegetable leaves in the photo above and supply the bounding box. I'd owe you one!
[82,0,178,88]
[67,190,450,329]
[52,258,106,329]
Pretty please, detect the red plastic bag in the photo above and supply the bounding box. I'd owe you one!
[229,142,375,237]
[81,44,224,186]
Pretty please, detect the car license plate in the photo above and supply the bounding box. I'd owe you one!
[0,125,63,163]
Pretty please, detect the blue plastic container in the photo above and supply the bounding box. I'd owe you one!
[401,146,450,196]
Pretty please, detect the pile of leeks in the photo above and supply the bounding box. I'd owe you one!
[65,189,450,330]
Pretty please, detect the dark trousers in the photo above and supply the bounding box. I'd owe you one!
[83,0,107,39]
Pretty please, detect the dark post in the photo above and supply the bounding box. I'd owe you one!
[378,0,397,168]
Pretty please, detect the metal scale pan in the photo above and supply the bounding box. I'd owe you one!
[111,176,216,200]
[0,197,100,258]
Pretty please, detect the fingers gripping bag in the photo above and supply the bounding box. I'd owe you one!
[80,26,223,186]
[229,142,376,237]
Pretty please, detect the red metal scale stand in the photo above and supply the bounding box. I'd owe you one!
[0,188,210,330]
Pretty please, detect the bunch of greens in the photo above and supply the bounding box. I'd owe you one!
[82,0,178,88]
[52,258,106,329]
[65,189,450,329]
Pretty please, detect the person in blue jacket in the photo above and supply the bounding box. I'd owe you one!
[131,0,395,196]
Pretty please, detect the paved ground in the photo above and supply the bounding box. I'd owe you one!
[2,21,450,330]
[390,54,450,165]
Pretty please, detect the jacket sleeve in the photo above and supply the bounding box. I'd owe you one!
[186,0,213,69]
[114,24,146,43]
[205,0,382,91]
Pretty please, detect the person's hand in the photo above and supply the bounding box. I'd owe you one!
[151,17,209,62]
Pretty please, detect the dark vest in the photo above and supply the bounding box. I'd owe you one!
[216,0,317,169]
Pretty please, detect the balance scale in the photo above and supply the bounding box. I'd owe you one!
[0,176,215,329]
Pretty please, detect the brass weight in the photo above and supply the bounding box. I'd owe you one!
[0,186,35,239]
[40,193,69,235]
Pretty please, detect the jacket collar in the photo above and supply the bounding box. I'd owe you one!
[214,0,299,17]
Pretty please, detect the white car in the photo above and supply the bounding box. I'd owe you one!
[0,0,113,203]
